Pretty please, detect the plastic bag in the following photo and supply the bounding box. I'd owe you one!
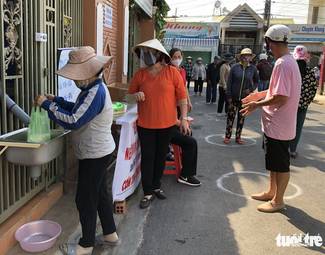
[27,106,51,143]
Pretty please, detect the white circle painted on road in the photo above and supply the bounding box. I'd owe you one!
[205,113,226,122]
[205,134,257,147]
[216,171,303,200]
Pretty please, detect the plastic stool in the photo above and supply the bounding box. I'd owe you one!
[164,144,182,178]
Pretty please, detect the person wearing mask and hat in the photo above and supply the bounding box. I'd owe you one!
[168,47,201,186]
[289,45,318,158]
[257,53,273,91]
[128,39,190,209]
[192,57,206,96]
[206,56,221,104]
[224,48,259,145]
[169,48,193,111]
[241,25,301,213]
[35,46,119,255]
[217,53,234,116]
[184,56,193,90]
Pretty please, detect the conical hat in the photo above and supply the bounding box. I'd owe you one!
[133,39,170,60]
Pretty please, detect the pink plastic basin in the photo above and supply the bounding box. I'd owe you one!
[15,220,62,253]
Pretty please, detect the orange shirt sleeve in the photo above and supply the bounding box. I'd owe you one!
[172,67,187,101]
[128,70,141,94]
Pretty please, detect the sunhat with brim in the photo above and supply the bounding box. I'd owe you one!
[56,46,114,81]
[236,48,256,59]
[133,39,170,61]
[186,56,193,59]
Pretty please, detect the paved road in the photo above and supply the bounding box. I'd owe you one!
[119,91,325,255]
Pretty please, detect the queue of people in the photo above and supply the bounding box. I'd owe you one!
[32,24,319,254]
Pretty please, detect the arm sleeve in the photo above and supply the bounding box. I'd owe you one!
[41,85,106,130]
[128,71,141,94]
[226,67,234,97]
[174,69,187,101]
[219,65,226,86]
[53,97,75,111]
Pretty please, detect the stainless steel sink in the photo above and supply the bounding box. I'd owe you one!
[0,128,69,178]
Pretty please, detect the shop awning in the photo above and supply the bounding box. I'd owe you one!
[163,38,218,48]
[135,0,153,17]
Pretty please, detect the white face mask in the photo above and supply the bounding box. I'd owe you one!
[171,58,182,67]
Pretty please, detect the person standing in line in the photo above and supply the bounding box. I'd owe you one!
[241,25,301,213]
[206,56,221,104]
[128,39,190,209]
[169,48,193,112]
[36,46,120,254]
[192,57,206,96]
[169,48,201,187]
[257,53,273,91]
[289,45,318,158]
[184,56,193,90]
[224,48,259,145]
[217,53,234,116]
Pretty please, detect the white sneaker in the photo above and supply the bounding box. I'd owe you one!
[216,113,223,117]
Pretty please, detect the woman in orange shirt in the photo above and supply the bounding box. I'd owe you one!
[128,39,190,209]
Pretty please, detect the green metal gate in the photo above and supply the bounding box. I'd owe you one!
[0,0,83,224]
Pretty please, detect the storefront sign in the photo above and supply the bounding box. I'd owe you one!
[289,24,325,34]
[112,106,141,202]
[57,48,80,102]
[135,0,153,17]
[164,22,219,39]
[104,5,113,28]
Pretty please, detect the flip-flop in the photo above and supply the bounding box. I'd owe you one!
[60,243,93,255]
[257,201,286,213]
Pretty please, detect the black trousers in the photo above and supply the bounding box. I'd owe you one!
[171,130,197,177]
[186,76,191,90]
[218,86,229,113]
[225,101,245,139]
[206,81,217,103]
[76,154,116,248]
[138,126,176,195]
[194,78,204,93]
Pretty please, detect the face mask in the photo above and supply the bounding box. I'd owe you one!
[171,58,182,67]
[140,49,157,68]
[241,56,251,63]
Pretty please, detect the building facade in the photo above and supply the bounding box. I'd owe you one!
[308,0,325,24]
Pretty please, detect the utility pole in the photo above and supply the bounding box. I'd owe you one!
[264,0,271,31]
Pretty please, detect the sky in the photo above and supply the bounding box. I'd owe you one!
[165,0,310,24]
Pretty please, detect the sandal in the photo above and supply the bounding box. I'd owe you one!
[95,235,121,246]
[251,192,275,201]
[139,195,155,209]
[223,138,231,144]
[257,201,286,213]
[235,138,245,145]
[153,189,167,200]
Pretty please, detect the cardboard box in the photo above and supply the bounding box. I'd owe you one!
[107,83,129,102]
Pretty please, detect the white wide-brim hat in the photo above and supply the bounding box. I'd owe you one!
[133,39,170,61]
[56,46,114,81]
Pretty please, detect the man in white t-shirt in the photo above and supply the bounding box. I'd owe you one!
[240,25,301,213]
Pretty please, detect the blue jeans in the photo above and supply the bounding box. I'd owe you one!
[289,108,307,153]
[258,80,269,91]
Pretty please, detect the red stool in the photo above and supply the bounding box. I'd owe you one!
[164,144,182,178]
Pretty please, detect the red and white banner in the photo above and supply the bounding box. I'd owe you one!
[112,106,141,202]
